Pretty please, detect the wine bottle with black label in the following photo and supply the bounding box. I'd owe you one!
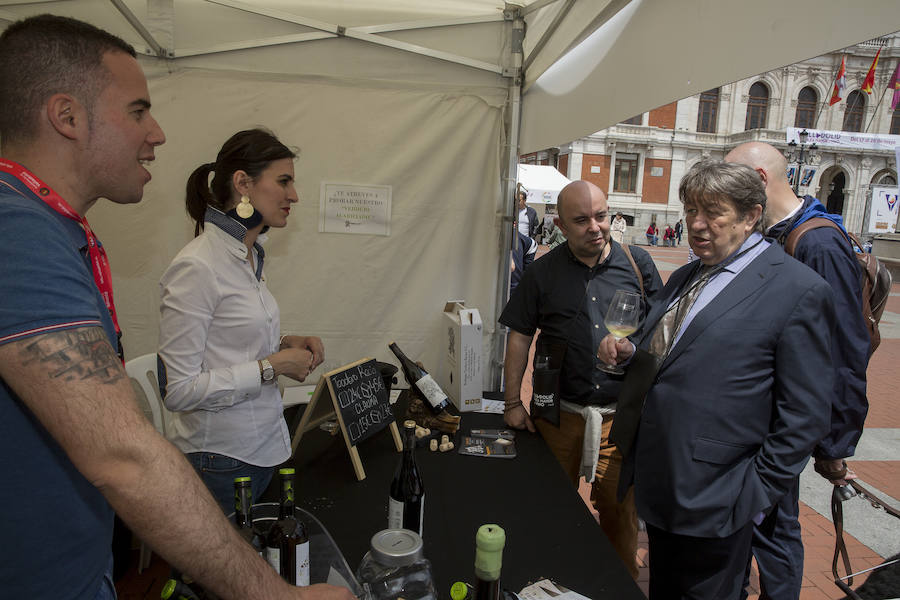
[265,468,310,585]
[233,476,264,557]
[389,341,451,414]
[473,524,505,600]
[389,419,425,536]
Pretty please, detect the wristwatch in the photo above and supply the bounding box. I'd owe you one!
[259,358,275,383]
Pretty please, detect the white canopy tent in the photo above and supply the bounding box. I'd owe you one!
[2,1,899,388]
[518,164,570,205]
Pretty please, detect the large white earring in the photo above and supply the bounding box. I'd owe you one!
[236,194,254,218]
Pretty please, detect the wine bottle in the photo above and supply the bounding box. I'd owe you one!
[265,468,310,586]
[233,476,264,557]
[160,578,200,600]
[473,524,505,600]
[389,341,451,414]
[388,420,425,536]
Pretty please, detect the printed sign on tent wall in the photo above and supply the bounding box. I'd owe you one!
[319,182,392,235]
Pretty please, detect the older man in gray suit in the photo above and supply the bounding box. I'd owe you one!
[599,160,834,599]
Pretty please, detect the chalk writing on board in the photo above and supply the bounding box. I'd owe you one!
[329,359,393,446]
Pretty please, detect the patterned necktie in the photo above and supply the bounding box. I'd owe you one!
[648,264,716,360]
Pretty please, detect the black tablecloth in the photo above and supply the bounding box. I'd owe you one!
[287,394,643,600]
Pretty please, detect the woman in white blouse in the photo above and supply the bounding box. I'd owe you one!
[158,129,324,513]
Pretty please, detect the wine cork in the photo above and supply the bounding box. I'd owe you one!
[415,427,427,439]
[430,439,438,451]
[441,434,449,444]
[439,441,454,452]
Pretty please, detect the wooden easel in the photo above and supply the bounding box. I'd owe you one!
[291,358,402,481]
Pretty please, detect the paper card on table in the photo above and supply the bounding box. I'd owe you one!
[518,579,592,600]
[476,399,504,414]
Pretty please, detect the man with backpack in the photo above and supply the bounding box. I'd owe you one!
[727,142,872,600]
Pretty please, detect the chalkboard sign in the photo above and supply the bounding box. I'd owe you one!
[291,357,402,481]
[330,359,393,446]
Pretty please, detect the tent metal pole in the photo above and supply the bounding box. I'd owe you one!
[352,14,504,34]
[109,0,167,58]
[176,32,334,58]
[489,8,525,391]
[204,0,502,73]
[522,0,575,73]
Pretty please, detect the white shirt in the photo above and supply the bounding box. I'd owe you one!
[158,209,290,467]
[518,207,531,236]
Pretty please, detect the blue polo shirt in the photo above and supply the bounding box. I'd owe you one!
[0,171,117,599]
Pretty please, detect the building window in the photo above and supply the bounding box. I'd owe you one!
[842,91,865,132]
[744,82,769,130]
[891,109,900,135]
[696,88,719,133]
[613,152,639,193]
[621,114,643,125]
[794,87,818,129]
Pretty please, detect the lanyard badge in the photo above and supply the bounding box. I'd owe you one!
[0,159,124,361]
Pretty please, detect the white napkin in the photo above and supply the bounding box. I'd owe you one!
[561,400,617,483]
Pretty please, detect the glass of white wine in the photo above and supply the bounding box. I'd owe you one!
[599,290,642,375]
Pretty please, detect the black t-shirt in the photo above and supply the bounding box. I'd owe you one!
[500,241,663,405]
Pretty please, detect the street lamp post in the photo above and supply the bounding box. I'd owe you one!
[787,129,818,195]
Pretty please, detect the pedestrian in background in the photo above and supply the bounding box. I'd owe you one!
[611,211,627,244]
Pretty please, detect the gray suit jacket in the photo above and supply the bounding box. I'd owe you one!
[623,242,834,538]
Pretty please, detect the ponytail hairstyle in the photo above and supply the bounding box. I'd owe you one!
[185,128,297,236]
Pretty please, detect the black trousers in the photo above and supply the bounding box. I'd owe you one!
[647,521,754,600]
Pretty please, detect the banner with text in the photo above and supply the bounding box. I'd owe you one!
[787,127,900,151]
[868,185,899,234]
[320,183,391,235]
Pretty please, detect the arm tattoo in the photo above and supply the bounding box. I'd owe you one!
[20,328,122,384]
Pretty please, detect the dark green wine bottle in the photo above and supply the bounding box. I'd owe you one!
[160,578,200,600]
[233,476,264,557]
[265,468,310,585]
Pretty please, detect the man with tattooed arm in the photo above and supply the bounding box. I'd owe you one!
[0,14,354,600]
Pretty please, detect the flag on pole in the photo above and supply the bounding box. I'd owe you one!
[829,56,846,105]
[861,47,882,94]
[889,61,900,110]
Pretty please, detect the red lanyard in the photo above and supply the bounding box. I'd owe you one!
[0,159,123,358]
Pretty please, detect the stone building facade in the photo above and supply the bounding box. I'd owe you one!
[524,33,900,242]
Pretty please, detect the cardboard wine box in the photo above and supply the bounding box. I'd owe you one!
[439,301,483,412]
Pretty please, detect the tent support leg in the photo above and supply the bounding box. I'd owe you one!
[489,10,525,392]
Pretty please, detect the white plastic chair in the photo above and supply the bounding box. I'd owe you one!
[124,352,170,573]
[125,352,168,437]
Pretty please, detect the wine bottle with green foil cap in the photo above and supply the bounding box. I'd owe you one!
[265,468,310,585]
[233,476,264,557]
[160,578,200,600]
[473,524,506,600]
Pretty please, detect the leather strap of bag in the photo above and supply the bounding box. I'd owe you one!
[621,244,646,298]
[829,478,900,599]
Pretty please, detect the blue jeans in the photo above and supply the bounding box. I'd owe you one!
[94,554,117,600]
[186,452,275,515]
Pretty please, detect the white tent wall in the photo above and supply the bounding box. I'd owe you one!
[88,65,508,381]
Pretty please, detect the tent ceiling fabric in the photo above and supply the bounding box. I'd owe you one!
[520,0,900,153]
